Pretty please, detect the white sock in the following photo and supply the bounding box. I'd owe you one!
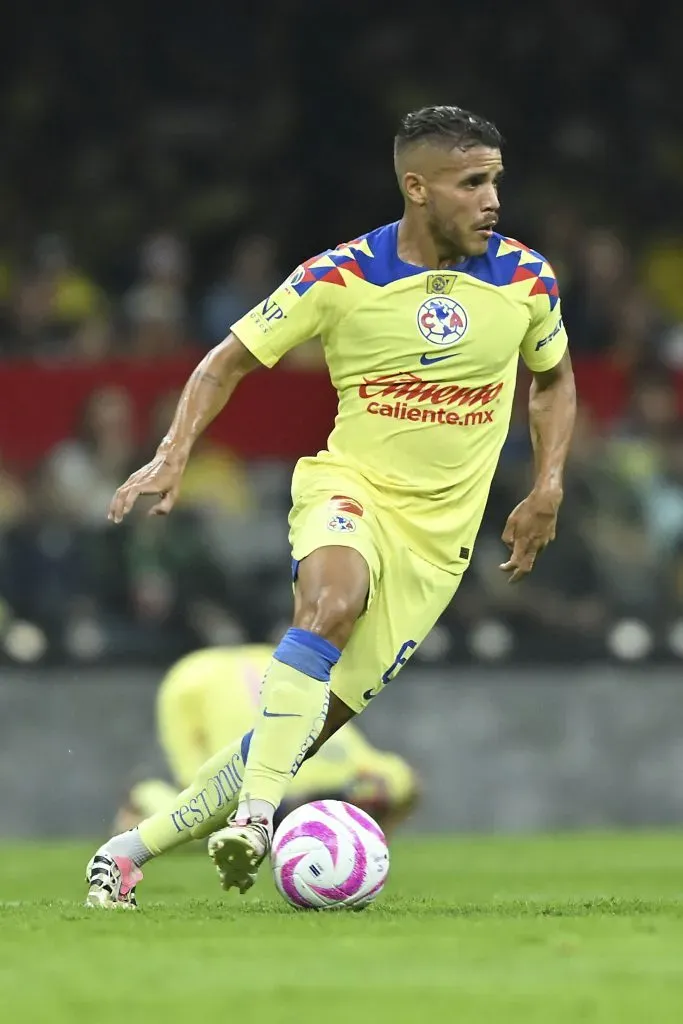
[237,798,275,833]
[101,828,153,868]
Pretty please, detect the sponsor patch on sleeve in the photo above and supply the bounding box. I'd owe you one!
[534,316,564,352]
[329,495,364,518]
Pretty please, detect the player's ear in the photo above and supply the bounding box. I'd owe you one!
[403,172,427,206]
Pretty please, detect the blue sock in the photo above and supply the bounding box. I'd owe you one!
[273,627,341,681]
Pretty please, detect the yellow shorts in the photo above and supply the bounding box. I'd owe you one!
[289,463,462,714]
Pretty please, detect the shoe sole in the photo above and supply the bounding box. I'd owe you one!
[208,833,261,894]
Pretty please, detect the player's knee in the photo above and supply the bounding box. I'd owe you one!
[295,586,363,648]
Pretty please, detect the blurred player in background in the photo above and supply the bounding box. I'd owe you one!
[116,644,418,837]
[86,104,575,908]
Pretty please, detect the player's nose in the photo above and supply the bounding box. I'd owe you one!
[483,184,500,212]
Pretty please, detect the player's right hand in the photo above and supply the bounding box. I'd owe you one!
[499,486,560,583]
[108,456,184,523]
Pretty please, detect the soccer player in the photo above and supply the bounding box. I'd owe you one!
[86,105,575,907]
[115,644,418,837]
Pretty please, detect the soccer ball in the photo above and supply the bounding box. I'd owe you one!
[271,799,389,910]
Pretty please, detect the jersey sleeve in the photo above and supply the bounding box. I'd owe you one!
[519,264,569,372]
[230,260,329,368]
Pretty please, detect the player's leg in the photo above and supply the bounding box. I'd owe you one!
[87,643,358,909]
[207,534,458,896]
[242,545,369,811]
[133,653,266,852]
[85,729,255,908]
[273,694,358,825]
[242,544,450,856]
[320,540,461,833]
[86,653,258,907]
[87,681,360,906]
[208,545,372,892]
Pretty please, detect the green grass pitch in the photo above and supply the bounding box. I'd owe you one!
[2,833,683,1022]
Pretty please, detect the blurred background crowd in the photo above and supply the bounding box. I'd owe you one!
[1,3,683,667]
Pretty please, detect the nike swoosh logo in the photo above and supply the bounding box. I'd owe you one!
[419,352,459,366]
[362,689,377,701]
[263,708,303,718]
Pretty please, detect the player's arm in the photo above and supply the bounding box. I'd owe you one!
[501,282,576,583]
[108,336,258,521]
[527,350,576,499]
[109,263,327,522]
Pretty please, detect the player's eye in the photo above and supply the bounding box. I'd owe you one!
[463,173,504,190]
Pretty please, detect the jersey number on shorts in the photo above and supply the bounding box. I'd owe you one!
[364,640,417,701]
[382,640,418,684]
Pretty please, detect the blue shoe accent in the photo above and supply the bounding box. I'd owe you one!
[273,627,341,681]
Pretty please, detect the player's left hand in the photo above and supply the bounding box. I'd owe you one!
[499,486,562,584]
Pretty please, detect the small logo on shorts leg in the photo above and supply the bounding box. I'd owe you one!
[327,514,356,533]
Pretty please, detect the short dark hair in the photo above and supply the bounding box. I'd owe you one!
[394,105,503,155]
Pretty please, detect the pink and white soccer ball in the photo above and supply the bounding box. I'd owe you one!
[271,799,389,909]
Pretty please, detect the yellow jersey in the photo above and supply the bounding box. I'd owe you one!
[232,222,568,572]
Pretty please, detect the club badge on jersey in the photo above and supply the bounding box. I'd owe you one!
[417,297,469,347]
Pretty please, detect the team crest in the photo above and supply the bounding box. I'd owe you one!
[417,296,468,347]
[327,515,356,534]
